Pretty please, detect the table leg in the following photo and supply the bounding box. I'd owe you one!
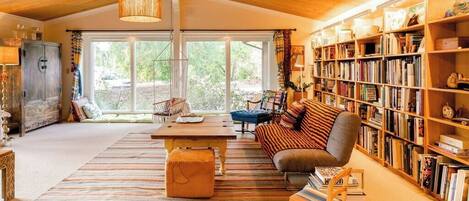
[164,140,174,157]
[219,141,227,175]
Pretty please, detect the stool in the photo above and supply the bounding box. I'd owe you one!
[166,149,215,198]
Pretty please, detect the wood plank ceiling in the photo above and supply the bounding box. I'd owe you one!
[230,0,369,20]
[0,0,117,21]
[0,0,369,21]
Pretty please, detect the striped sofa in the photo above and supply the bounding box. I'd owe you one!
[255,100,360,173]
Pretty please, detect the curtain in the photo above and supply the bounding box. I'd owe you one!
[273,30,292,90]
[67,31,83,122]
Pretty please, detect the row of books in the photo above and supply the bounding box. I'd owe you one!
[358,84,384,106]
[384,57,423,87]
[383,87,424,116]
[384,136,423,177]
[357,125,380,157]
[338,82,355,98]
[321,62,336,78]
[384,32,424,55]
[359,104,383,126]
[357,60,384,83]
[338,99,355,113]
[324,46,336,60]
[338,61,356,81]
[324,94,336,107]
[385,110,424,145]
[338,43,355,59]
[314,48,322,60]
[418,154,469,201]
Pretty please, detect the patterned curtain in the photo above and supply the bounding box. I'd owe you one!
[273,30,292,90]
[67,31,83,122]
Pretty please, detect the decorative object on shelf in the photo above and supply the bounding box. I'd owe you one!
[435,37,469,50]
[447,73,469,90]
[454,107,469,126]
[407,3,425,26]
[443,103,456,119]
[286,77,312,101]
[30,27,42,41]
[338,29,353,42]
[445,9,456,17]
[119,0,162,22]
[454,0,469,15]
[0,46,18,142]
[384,9,407,31]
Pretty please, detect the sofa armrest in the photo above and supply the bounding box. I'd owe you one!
[326,112,361,166]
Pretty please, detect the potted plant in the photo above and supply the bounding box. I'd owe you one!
[286,79,313,101]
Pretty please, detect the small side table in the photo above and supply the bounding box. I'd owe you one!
[0,150,14,201]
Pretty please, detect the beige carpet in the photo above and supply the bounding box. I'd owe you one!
[36,131,296,200]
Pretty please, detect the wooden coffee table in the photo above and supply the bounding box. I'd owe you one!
[151,115,236,175]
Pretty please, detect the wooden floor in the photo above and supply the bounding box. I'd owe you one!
[36,131,297,200]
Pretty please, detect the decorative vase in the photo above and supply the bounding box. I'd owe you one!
[293,92,307,101]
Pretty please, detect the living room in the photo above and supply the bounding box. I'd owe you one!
[0,0,468,200]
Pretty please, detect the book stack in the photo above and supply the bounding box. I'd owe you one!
[297,167,365,201]
[384,136,423,177]
[322,62,336,78]
[358,126,380,156]
[338,43,355,59]
[417,154,469,201]
[313,62,321,77]
[359,104,383,126]
[325,46,336,60]
[338,82,355,98]
[339,61,356,81]
[383,87,424,115]
[357,60,383,83]
[385,57,423,87]
[385,32,424,55]
[436,134,469,158]
[324,94,336,107]
[385,111,424,145]
[338,99,355,113]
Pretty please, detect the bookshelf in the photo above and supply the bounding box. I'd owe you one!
[310,0,469,199]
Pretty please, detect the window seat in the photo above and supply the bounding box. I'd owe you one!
[81,114,153,123]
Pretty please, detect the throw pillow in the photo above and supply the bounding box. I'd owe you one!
[279,101,306,130]
[82,103,103,119]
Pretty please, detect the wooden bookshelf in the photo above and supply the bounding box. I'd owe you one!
[309,0,469,199]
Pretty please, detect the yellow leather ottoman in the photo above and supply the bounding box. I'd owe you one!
[166,149,215,198]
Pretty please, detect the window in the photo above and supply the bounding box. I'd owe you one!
[83,33,171,113]
[183,33,274,113]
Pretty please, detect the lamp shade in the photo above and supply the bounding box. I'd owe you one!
[0,47,19,65]
[119,0,162,23]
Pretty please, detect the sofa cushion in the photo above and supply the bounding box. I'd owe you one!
[273,149,341,173]
[279,101,306,130]
[82,103,103,119]
[71,97,90,121]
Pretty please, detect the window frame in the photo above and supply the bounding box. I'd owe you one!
[181,32,275,113]
[82,32,171,114]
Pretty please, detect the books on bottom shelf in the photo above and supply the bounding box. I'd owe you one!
[358,126,379,157]
[417,154,469,201]
[384,136,424,178]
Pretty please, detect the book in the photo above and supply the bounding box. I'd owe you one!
[436,141,469,157]
[440,134,469,149]
[454,169,469,201]
[357,60,383,83]
[385,57,423,87]
[315,167,343,185]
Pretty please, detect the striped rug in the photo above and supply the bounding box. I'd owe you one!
[36,132,297,200]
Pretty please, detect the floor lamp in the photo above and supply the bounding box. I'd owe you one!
[0,46,19,143]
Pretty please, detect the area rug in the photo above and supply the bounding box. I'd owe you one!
[36,132,296,200]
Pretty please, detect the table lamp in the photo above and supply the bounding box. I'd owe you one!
[0,46,19,142]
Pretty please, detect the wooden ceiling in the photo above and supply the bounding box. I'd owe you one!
[0,0,116,21]
[230,0,369,20]
[0,0,369,21]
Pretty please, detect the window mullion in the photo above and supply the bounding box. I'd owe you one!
[225,40,231,113]
[130,40,137,112]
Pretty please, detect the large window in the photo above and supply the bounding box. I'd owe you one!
[183,34,273,113]
[84,33,171,113]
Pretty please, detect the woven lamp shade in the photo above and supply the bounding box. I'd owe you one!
[119,0,162,23]
[0,47,19,65]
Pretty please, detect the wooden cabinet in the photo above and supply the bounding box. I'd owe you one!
[8,41,62,136]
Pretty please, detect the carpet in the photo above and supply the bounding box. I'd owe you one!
[36,132,296,200]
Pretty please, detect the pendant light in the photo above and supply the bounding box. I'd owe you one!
[119,0,162,23]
